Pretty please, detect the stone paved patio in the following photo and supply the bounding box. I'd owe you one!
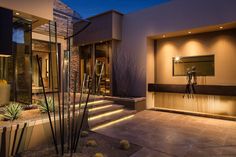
[95,110,236,157]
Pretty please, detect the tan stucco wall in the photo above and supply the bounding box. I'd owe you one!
[155,29,236,86]
[0,0,54,20]
[115,0,236,106]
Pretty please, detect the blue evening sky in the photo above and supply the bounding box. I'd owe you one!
[62,0,169,18]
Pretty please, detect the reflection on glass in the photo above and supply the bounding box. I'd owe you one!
[95,41,111,95]
[13,17,32,104]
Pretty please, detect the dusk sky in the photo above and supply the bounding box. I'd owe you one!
[62,0,169,18]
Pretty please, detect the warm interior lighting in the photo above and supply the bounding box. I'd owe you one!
[188,31,192,34]
[0,54,11,57]
[89,109,124,121]
[15,12,20,15]
[162,35,166,38]
[89,105,112,112]
[219,26,223,29]
[91,115,135,131]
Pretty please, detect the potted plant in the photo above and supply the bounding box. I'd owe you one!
[0,79,10,106]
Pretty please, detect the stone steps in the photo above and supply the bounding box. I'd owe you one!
[70,99,136,131]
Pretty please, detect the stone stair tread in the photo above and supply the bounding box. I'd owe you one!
[89,104,124,117]
[89,110,136,128]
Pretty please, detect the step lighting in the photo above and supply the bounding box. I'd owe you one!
[74,100,105,108]
[91,115,135,131]
[89,105,113,112]
[89,109,124,121]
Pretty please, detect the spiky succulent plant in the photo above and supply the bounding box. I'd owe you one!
[2,102,22,121]
[38,97,54,113]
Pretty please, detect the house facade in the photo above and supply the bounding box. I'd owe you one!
[73,0,236,118]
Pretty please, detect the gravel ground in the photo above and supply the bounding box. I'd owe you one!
[21,131,142,157]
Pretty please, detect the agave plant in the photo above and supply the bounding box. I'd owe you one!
[2,102,22,121]
[38,97,54,113]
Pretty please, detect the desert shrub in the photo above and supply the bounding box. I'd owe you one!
[93,153,104,157]
[119,139,130,150]
[1,102,22,121]
[86,139,97,147]
[38,97,54,113]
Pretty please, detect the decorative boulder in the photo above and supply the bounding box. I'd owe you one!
[93,153,104,157]
[119,140,130,150]
[81,131,89,137]
[86,139,97,147]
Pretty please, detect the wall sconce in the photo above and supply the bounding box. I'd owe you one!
[174,56,181,63]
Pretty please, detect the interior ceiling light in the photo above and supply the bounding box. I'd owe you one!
[219,26,223,29]
[162,35,166,38]
[15,12,20,15]
[188,31,192,34]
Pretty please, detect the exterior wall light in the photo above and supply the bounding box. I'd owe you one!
[175,56,180,62]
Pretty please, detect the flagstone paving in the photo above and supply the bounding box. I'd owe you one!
[95,110,236,157]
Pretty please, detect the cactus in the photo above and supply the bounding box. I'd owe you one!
[81,130,89,137]
[1,102,22,121]
[119,139,130,150]
[38,97,54,113]
[86,139,97,147]
[93,153,104,157]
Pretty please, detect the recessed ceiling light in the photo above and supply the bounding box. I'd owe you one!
[15,12,20,15]
[162,35,166,38]
[219,26,223,29]
[188,31,192,34]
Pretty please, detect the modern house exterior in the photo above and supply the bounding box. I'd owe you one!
[1,0,236,119]
[74,0,236,118]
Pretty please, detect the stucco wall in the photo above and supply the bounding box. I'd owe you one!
[0,0,54,20]
[117,0,236,98]
[155,29,236,86]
